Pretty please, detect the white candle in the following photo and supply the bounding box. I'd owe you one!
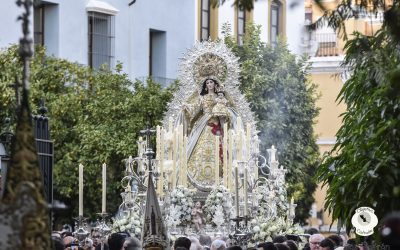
[228,130,233,191]
[246,123,251,160]
[180,124,184,186]
[159,128,165,195]
[223,123,228,188]
[215,135,220,185]
[168,117,173,133]
[172,129,177,189]
[102,163,107,213]
[79,164,83,216]
[183,135,188,187]
[235,167,240,217]
[244,167,248,216]
[156,125,161,160]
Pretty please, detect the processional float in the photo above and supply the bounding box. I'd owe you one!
[113,41,301,249]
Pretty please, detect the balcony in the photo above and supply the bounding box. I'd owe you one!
[301,26,343,58]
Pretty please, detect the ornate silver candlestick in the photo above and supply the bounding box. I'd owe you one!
[96,212,111,250]
[229,216,253,249]
[73,215,90,247]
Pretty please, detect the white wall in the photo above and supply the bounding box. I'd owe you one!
[286,0,305,55]
[253,0,269,43]
[0,0,195,81]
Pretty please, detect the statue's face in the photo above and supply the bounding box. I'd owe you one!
[206,79,215,91]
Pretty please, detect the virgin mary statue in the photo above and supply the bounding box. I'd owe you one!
[163,41,258,191]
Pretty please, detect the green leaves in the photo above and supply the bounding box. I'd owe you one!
[223,23,320,224]
[318,23,400,232]
[0,46,173,223]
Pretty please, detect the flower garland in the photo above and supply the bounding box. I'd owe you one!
[167,185,195,225]
[203,185,233,224]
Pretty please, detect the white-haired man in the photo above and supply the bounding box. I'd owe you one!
[309,234,325,250]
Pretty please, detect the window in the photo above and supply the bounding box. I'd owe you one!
[34,5,45,46]
[88,12,115,69]
[200,0,210,41]
[149,29,166,79]
[237,7,246,46]
[270,0,281,45]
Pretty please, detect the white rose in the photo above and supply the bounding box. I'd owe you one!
[270,225,277,232]
[135,227,141,234]
[253,226,260,232]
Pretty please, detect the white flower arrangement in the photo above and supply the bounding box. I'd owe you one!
[111,208,142,237]
[203,185,232,224]
[167,185,194,225]
[251,216,303,243]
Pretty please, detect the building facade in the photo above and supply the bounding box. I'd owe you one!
[1,0,305,84]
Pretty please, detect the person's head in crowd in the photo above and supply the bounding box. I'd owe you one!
[108,232,129,250]
[52,235,64,250]
[273,235,288,243]
[274,243,290,250]
[380,211,400,249]
[285,240,298,250]
[309,234,324,250]
[188,236,202,250]
[95,243,109,250]
[61,231,73,238]
[63,236,76,247]
[319,239,335,250]
[176,247,190,250]
[327,234,343,247]
[123,237,141,250]
[343,244,359,250]
[91,228,102,247]
[306,228,319,235]
[286,234,301,243]
[258,242,277,250]
[83,238,93,250]
[175,237,192,250]
[346,239,356,246]
[226,246,242,250]
[302,242,311,250]
[211,239,227,250]
[199,234,212,248]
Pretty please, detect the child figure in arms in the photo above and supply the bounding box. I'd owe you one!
[212,91,229,135]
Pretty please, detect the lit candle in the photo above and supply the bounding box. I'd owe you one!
[223,123,228,188]
[235,167,240,217]
[79,163,84,216]
[215,135,220,185]
[244,167,248,216]
[102,163,107,213]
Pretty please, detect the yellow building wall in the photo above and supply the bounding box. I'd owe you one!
[311,73,346,141]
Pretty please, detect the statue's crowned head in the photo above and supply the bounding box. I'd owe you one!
[194,53,227,93]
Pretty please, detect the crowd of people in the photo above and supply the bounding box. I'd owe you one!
[50,211,400,250]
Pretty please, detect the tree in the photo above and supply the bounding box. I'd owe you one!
[0,45,174,224]
[223,23,320,224]
[317,23,400,231]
